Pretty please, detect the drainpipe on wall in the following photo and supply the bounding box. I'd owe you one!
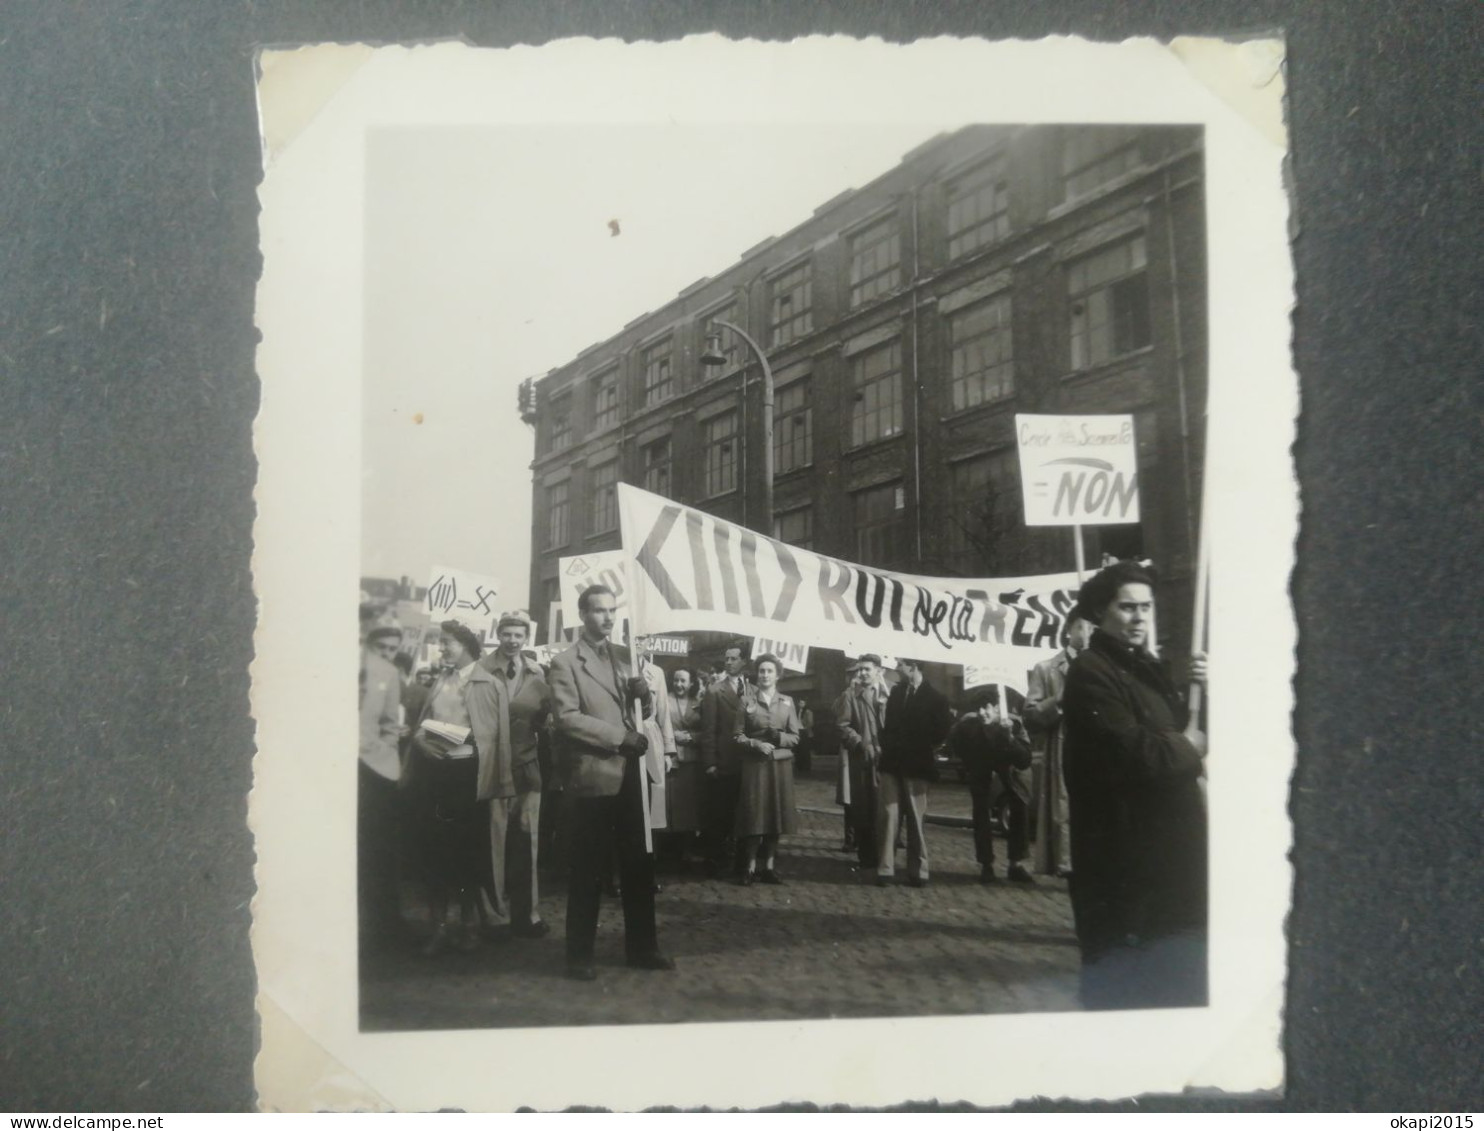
[910,189,924,562]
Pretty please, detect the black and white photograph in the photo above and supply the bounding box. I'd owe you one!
[252,35,1296,1110]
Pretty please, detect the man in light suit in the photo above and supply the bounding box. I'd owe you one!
[698,642,751,877]
[478,611,550,938]
[1024,614,1094,877]
[548,585,674,981]
[834,654,887,870]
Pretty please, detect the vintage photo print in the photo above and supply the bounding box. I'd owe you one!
[252,34,1295,1110]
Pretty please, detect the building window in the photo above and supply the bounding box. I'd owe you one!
[702,304,743,375]
[547,390,572,453]
[848,215,901,308]
[849,339,904,447]
[1062,127,1143,202]
[591,368,620,431]
[642,338,674,407]
[1068,234,1151,371]
[589,459,618,534]
[703,411,738,497]
[773,378,812,474]
[946,451,1018,573]
[773,505,813,551]
[948,293,1014,410]
[642,436,672,496]
[546,480,570,549]
[769,260,813,347]
[946,158,1010,260]
[854,482,906,568]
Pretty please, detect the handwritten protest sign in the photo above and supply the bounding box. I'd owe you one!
[1015,414,1140,526]
[751,635,809,673]
[426,565,501,643]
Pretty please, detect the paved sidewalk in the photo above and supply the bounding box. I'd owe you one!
[361,768,1080,1031]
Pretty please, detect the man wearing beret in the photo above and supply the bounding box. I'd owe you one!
[547,584,674,980]
[478,611,551,939]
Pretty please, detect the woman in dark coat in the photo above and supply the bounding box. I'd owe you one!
[1063,560,1209,1009]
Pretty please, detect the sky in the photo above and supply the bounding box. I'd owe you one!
[360,122,953,610]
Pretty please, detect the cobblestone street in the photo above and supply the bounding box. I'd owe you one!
[361,764,1082,1031]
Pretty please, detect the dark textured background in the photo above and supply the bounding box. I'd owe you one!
[1,0,1479,1113]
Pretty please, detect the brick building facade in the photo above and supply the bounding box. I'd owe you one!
[522,124,1206,713]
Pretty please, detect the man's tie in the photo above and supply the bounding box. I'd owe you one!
[507,661,517,680]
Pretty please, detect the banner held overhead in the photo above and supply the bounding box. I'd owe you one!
[617,483,1080,674]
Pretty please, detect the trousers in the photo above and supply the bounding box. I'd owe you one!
[565,754,658,964]
[488,790,541,927]
[876,773,929,880]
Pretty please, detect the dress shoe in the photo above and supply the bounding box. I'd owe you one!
[759,869,784,885]
[565,963,598,981]
[1008,863,1036,884]
[907,876,931,889]
[874,875,892,887]
[979,865,998,884]
[738,871,755,886]
[511,920,550,939]
[653,881,664,895]
[626,951,676,971]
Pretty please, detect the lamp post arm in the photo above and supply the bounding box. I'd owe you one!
[710,319,776,533]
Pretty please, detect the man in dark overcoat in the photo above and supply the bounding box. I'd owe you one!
[698,642,751,876]
[1062,559,1208,1010]
[876,658,953,887]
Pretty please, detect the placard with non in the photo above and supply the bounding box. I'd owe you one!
[751,635,809,674]
[559,550,632,643]
[1015,414,1140,527]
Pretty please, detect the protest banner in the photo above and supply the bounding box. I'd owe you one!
[617,483,1080,675]
[426,565,501,643]
[644,635,690,657]
[751,635,809,673]
[1015,414,1140,527]
[962,658,1029,695]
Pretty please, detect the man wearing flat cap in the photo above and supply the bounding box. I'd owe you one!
[548,584,673,980]
[478,611,550,939]
[833,654,887,870]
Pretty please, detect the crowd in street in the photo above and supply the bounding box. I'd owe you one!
[358,559,1209,1008]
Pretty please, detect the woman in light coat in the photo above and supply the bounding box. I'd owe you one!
[731,654,799,885]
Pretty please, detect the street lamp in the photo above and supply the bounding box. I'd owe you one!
[702,320,775,536]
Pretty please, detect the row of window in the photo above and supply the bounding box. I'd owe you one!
[544,443,1023,576]
[545,230,1154,455]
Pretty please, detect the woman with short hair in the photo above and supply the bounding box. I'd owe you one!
[1062,560,1208,1009]
[730,654,800,885]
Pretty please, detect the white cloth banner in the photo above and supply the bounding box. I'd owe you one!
[617,483,1080,674]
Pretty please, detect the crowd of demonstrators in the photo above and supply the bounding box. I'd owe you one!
[1062,560,1208,1010]
[354,561,1209,1007]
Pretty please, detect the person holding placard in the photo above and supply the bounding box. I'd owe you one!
[947,685,1034,884]
[548,584,673,981]
[730,653,800,885]
[1062,560,1209,1009]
